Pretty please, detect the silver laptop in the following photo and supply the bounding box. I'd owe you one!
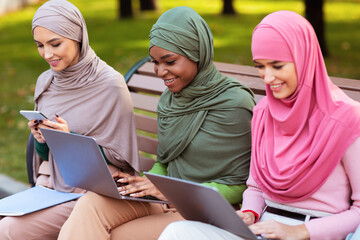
[40,128,168,204]
[144,172,267,240]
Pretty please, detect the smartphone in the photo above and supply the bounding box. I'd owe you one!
[20,110,48,121]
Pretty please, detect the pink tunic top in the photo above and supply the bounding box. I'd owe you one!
[241,137,360,240]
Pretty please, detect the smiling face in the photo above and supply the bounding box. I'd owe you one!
[254,59,298,99]
[33,26,80,72]
[149,45,198,93]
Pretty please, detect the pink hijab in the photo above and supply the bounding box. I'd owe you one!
[250,11,360,203]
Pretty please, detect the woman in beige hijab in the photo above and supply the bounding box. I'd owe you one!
[0,0,138,239]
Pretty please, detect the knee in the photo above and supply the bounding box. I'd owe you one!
[74,191,105,212]
[0,217,23,239]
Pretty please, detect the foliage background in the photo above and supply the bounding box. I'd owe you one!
[0,0,359,184]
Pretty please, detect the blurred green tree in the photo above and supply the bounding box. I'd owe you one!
[140,0,156,11]
[305,0,328,56]
[118,0,157,18]
[222,0,236,15]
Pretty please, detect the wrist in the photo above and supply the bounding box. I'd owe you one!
[296,224,310,240]
[242,210,259,223]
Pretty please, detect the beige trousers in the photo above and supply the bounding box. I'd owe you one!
[58,191,184,240]
[0,175,78,240]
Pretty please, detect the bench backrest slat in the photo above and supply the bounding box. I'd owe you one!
[341,89,360,102]
[136,135,158,155]
[214,61,259,77]
[138,155,158,174]
[130,92,159,112]
[330,77,360,91]
[128,74,166,95]
[135,113,158,134]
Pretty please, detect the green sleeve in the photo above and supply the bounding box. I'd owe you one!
[99,145,114,166]
[34,138,49,161]
[201,182,247,205]
[148,161,168,176]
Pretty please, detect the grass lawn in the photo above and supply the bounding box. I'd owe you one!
[1,0,359,183]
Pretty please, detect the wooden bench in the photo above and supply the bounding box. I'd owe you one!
[26,57,360,186]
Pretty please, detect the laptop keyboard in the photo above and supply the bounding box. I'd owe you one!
[256,236,276,240]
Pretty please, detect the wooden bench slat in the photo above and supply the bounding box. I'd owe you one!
[342,89,360,102]
[222,73,266,94]
[137,62,157,76]
[254,94,264,103]
[135,113,158,134]
[330,77,360,91]
[128,74,166,95]
[138,155,156,172]
[130,92,159,113]
[137,135,158,155]
[214,61,259,77]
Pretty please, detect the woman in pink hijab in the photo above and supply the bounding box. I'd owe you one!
[158,10,360,240]
[0,0,138,239]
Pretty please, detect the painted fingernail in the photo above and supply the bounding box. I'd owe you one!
[34,120,38,124]
[39,120,43,124]
[55,114,59,117]
[35,128,38,131]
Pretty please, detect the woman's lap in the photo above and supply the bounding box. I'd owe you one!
[59,191,167,240]
[0,199,77,240]
[110,211,183,240]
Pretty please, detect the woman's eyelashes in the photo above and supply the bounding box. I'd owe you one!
[150,59,176,66]
[166,60,175,65]
[254,64,284,70]
[36,42,61,48]
[273,65,284,70]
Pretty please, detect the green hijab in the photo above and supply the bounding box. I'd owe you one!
[149,7,255,185]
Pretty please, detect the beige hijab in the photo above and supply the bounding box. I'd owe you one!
[31,0,138,192]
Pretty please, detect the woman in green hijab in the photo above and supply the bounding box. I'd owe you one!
[58,6,255,240]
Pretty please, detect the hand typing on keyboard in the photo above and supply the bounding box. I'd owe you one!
[249,220,309,240]
[112,171,168,201]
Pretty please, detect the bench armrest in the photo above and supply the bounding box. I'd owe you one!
[26,133,35,187]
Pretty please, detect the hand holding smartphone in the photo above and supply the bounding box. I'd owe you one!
[20,110,48,121]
